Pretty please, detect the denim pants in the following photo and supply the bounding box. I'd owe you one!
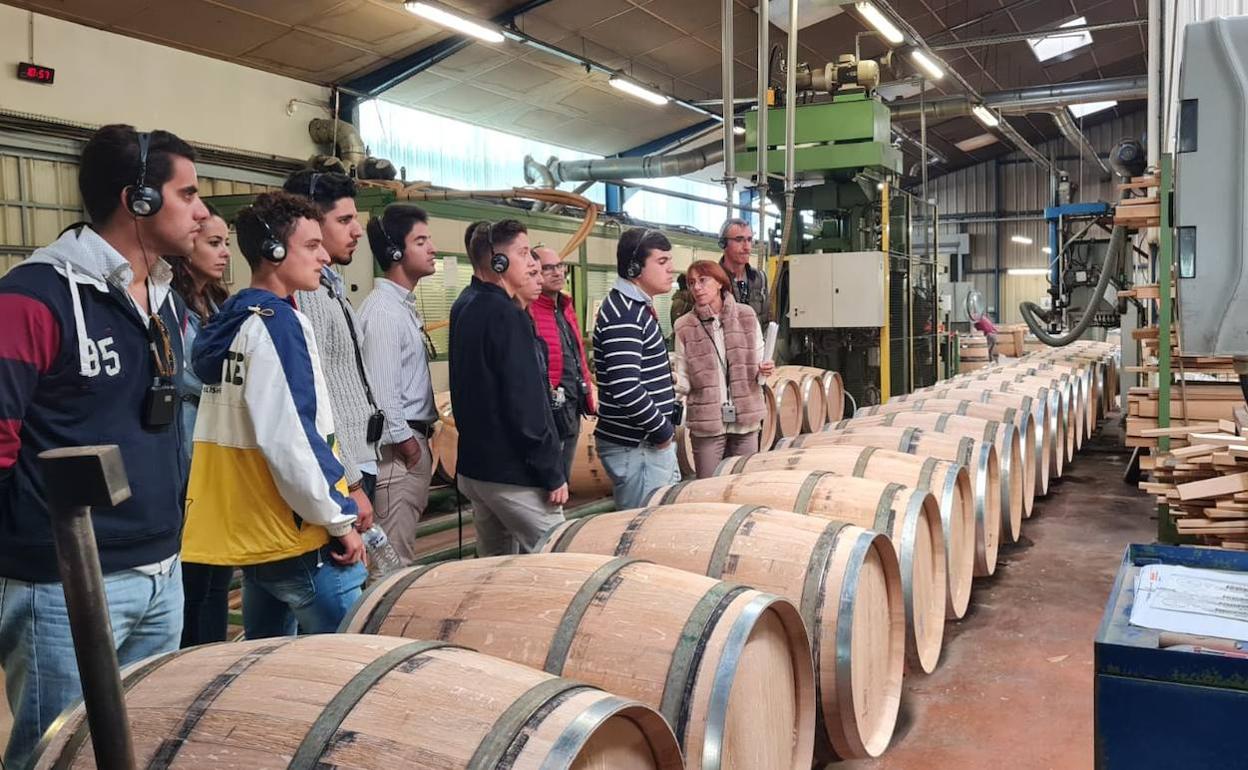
[0,561,183,770]
[240,547,366,639]
[596,438,682,510]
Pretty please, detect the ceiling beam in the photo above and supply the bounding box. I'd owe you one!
[341,0,557,97]
[928,19,1146,51]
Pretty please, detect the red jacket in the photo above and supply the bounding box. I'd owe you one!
[529,292,596,413]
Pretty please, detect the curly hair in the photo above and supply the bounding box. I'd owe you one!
[235,191,321,268]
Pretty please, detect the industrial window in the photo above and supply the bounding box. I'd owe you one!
[1028,17,1092,63]
[0,146,84,276]
[412,254,465,360]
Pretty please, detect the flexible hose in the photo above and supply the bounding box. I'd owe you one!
[1019,225,1126,347]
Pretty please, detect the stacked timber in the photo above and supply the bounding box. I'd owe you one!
[1126,383,1245,449]
[342,553,817,770]
[539,503,904,761]
[34,635,684,770]
[1112,175,1160,229]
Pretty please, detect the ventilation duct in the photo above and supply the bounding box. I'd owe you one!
[888,76,1148,121]
[525,144,726,184]
[1049,109,1113,178]
[308,118,368,173]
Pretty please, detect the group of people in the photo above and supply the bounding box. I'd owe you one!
[0,123,776,769]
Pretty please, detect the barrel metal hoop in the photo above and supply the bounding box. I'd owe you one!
[706,505,765,578]
[615,507,660,557]
[873,483,907,534]
[794,471,834,514]
[700,593,779,770]
[917,457,939,491]
[149,640,293,769]
[291,640,460,770]
[955,401,970,416]
[658,481,691,505]
[357,564,439,635]
[851,447,878,478]
[544,557,644,675]
[956,437,975,468]
[538,694,636,770]
[935,413,952,431]
[662,582,751,747]
[832,531,878,761]
[48,645,205,770]
[548,515,597,553]
[983,421,999,445]
[900,427,920,454]
[881,413,897,427]
[798,521,850,757]
[1004,407,1017,424]
[468,679,597,770]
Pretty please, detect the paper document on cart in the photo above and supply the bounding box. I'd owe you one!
[1129,563,1248,640]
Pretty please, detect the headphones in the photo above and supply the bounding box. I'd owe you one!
[624,229,655,279]
[256,215,287,262]
[487,222,510,274]
[125,132,163,218]
[378,216,404,268]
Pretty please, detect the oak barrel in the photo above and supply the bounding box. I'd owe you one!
[431,391,457,482]
[766,376,805,439]
[341,554,816,770]
[777,366,846,422]
[779,426,1001,578]
[648,471,947,674]
[34,635,684,770]
[569,418,615,498]
[773,367,829,432]
[540,503,904,761]
[714,445,975,621]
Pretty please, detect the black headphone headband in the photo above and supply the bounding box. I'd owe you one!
[378,212,403,268]
[126,131,163,218]
[626,229,655,279]
[256,214,287,263]
[488,221,510,274]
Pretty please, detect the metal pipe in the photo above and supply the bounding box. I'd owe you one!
[721,0,736,218]
[756,0,770,264]
[780,0,798,255]
[928,19,1146,51]
[611,179,763,215]
[543,144,725,182]
[1050,109,1113,178]
[888,76,1149,120]
[1147,0,1161,168]
[39,445,137,770]
[308,117,368,171]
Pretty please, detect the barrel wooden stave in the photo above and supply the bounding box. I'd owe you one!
[35,635,684,770]
[342,554,816,770]
[714,445,975,622]
[766,376,805,439]
[647,471,947,675]
[540,503,904,761]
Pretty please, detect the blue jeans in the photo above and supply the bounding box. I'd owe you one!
[596,439,682,510]
[0,561,183,770]
[241,547,366,639]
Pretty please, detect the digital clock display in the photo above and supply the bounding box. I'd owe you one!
[17,62,55,84]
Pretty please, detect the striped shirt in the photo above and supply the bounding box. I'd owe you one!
[592,278,676,447]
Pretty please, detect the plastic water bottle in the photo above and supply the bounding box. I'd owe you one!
[362,524,404,577]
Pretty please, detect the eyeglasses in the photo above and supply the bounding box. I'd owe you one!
[540,263,568,274]
[726,235,754,246]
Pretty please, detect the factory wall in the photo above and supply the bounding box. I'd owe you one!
[928,110,1146,323]
[0,6,328,160]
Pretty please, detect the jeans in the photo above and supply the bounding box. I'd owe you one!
[1,562,183,770]
[240,547,366,639]
[180,562,233,648]
[596,438,682,510]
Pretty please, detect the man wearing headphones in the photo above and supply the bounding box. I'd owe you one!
[283,171,378,525]
[357,205,438,566]
[450,219,567,556]
[0,124,208,767]
[182,191,365,641]
[591,227,680,510]
[718,217,769,328]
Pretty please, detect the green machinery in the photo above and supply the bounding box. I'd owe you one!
[735,89,943,406]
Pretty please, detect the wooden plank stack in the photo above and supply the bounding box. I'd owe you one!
[1138,408,1248,547]
[1113,175,1160,229]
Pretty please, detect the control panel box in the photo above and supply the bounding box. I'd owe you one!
[788,251,885,328]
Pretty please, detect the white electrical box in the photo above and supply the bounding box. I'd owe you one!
[788,251,886,328]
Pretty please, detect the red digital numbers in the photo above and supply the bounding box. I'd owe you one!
[17,63,55,84]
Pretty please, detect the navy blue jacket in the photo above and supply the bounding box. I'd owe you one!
[0,228,185,582]
[449,277,564,490]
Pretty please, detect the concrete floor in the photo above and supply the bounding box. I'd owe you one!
[0,420,1154,769]
[843,417,1154,770]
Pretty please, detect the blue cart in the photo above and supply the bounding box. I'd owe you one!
[1095,544,1248,768]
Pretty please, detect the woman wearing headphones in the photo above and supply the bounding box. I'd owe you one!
[169,203,232,647]
[672,259,774,478]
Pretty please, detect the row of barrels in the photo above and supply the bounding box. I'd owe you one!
[36,344,1119,770]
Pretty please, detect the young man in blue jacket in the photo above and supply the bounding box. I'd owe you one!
[450,220,567,555]
[0,124,209,768]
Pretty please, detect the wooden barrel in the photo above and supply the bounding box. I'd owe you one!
[981,373,1079,461]
[432,391,457,482]
[985,365,1090,449]
[649,471,947,674]
[959,335,989,362]
[540,503,904,761]
[676,425,697,477]
[766,376,805,438]
[836,411,1028,540]
[760,383,779,450]
[342,554,816,770]
[779,425,1001,579]
[859,396,1044,513]
[714,446,975,621]
[777,366,845,422]
[1020,361,1097,441]
[954,374,1075,467]
[570,418,615,498]
[34,635,684,770]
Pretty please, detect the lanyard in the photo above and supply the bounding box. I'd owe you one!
[699,317,732,403]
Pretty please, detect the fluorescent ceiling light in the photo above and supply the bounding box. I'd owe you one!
[1007,268,1050,276]
[909,50,945,80]
[971,104,1000,128]
[404,1,504,43]
[609,77,669,106]
[955,132,999,152]
[1042,246,1052,254]
[1028,17,1092,63]
[1011,235,1034,245]
[1068,100,1117,118]
[855,2,904,45]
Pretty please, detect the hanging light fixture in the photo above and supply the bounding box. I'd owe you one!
[404,1,505,44]
[608,76,669,106]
